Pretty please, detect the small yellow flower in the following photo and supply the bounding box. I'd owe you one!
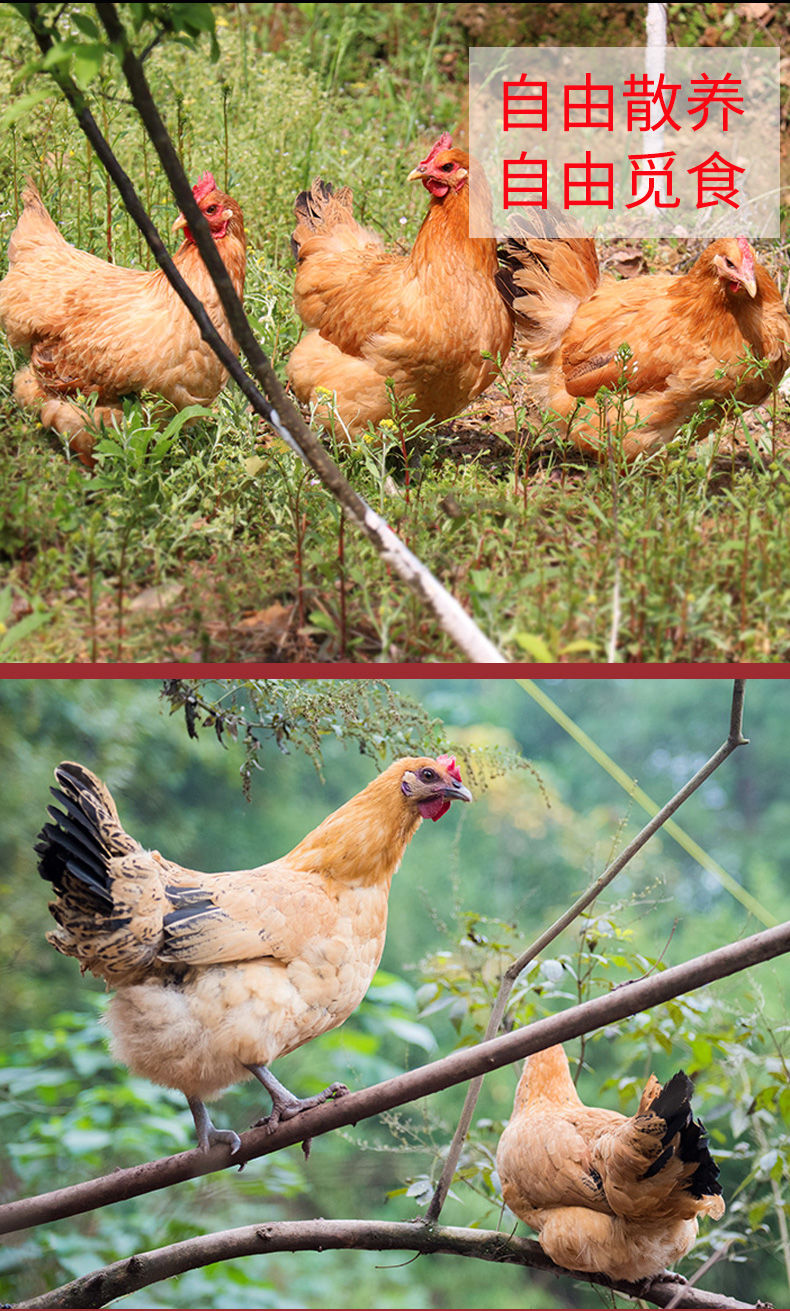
[379,418,396,431]
[316,387,335,401]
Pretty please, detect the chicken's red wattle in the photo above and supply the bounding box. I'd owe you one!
[418,797,450,822]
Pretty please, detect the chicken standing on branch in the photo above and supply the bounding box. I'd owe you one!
[287,133,514,437]
[35,756,471,1154]
[0,173,246,465]
[496,231,790,460]
[495,1044,725,1281]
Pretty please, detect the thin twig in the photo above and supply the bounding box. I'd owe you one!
[424,679,748,1222]
[2,912,788,1238]
[664,1241,736,1309]
[606,422,622,663]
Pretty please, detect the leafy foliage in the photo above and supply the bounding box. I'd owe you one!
[160,676,444,785]
[160,677,529,795]
[0,4,788,660]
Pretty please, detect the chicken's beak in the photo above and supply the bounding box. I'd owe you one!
[441,779,472,804]
[172,213,187,232]
[406,165,425,183]
[742,276,757,298]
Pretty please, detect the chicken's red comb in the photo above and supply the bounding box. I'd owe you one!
[417,133,453,170]
[192,172,218,204]
[436,753,462,782]
[736,236,754,275]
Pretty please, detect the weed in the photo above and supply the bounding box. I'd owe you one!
[0,584,50,656]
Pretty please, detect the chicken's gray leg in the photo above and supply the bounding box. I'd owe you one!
[187,1095,242,1155]
[245,1064,349,1131]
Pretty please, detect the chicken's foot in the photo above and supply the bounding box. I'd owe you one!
[187,1095,242,1156]
[246,1064,349,1132]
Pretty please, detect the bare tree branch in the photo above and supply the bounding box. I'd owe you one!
[424,678,748,1221]
[12,1219,771,1311]
[21,2,506,662]
[2,915,788,1238]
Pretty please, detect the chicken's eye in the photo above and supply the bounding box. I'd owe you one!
[439,163,454,174]
[723,258,735,269]
[420,768,437,781]
[205,204,219,215]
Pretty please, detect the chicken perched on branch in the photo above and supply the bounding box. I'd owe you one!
[287,134,514,437]
[0,173,246,465]
[35,755,471,1153]
[496,231,790,459]
[496,1044,724,1281]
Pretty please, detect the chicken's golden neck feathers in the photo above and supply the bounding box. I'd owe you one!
[286,756,461,888]
[514,1044,583,1112]
[412,159,499,282]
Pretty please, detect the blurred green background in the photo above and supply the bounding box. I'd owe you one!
[0,676,788,1307]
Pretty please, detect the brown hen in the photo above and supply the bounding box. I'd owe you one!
[36,755,471,1153]
[497,232,790,459]
[287,133,514,437]
[0,173,246,464]
[496,1044,724,1281]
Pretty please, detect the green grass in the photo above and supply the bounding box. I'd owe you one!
[0,3,789,663]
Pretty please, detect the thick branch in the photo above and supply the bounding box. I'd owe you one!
[2,917,788,1237]
[425,679,748,1221]
[13,1219,769,1311]
[23,3,505,663]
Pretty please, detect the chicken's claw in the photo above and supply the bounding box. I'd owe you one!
[641,1271,687,1289]
[251,1080,350,1132]
[250,1080,350,1160]
[187,1095,242,1156]
[273,1080,350,1125]
[206,1126,243,1156]
[246,1063,350,1138]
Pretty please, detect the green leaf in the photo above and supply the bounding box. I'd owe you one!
[514,632,554,662]
[379,1017,437,1053]
[0,87,54,128]
[70,13,101,39]
[405,1176,433,1204]
[691,1036,713,1069]
[41,41,79,69]
[160,404,213,441]
[758,1149,779,1175]
[177,4,217,33]
[71,42,107,90]
[0,589,51,655]
[540,958,564,983]
[60,1126,112,1152]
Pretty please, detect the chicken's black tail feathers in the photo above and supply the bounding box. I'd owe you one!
[294,178,335,228]
[494,242,548,325]
[35,762,132,910]
[291,179,354,259]
[646,1069,722,1201]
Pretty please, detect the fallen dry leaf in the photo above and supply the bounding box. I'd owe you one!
[126,583,185,613]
